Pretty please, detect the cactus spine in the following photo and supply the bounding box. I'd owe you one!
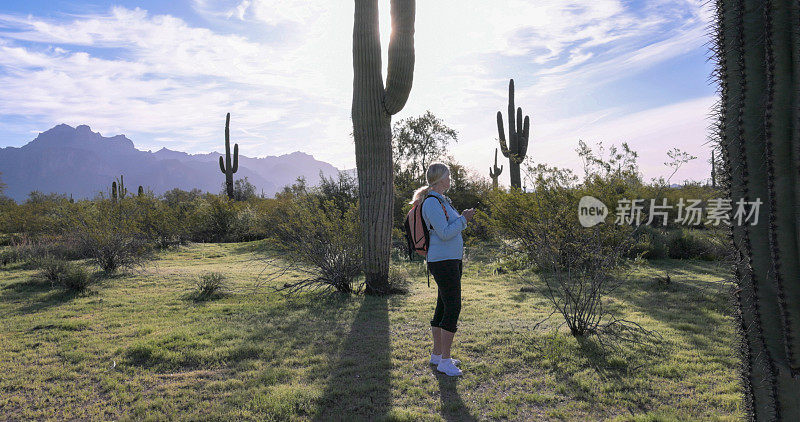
[713,0,800,418]
[352,0,415,294]
[496,79,530,189]
[711,150,717,188]
[489,148,503,190]
[219,113,239,200]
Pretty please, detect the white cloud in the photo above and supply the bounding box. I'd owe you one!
[0,0,715,179]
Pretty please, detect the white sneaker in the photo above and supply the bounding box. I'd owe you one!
[430,354,460,366]
[436,358,463,376]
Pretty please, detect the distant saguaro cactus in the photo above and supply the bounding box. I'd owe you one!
[116,175,127,199]
[489,148,503,190]
[496,79,530,189]
[713,0,800,419]
[352,0,415,294]
[137,186,144,197]
[110,176,126,202]
[219,113,238,200]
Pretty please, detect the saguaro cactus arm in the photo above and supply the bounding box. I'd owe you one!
[518,114,530,160]
[497,112,510,158]
[383,0,415,115]
[231,144,238,173]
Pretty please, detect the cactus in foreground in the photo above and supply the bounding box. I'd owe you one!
[496,79,530,189]
[489,148,503,190]
[713,0,800,419]
[218,113,238,200]
[352,0,415,294]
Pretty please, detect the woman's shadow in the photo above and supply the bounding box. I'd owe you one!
[429,366,478,422]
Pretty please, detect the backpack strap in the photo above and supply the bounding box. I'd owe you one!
[422,193,448,289]
[423,194,448,224]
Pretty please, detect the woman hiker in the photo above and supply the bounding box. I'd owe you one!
[410,162,475,376]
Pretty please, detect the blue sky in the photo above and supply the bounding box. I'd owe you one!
[0,0,717,185]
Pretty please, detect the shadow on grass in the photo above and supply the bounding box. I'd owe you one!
[2,277,84,314]
[313,295,392,421]
[429,367,478,422]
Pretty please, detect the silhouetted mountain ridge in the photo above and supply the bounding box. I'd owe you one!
[0,124,341,202]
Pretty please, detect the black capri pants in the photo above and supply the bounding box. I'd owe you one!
[428,259,462,333]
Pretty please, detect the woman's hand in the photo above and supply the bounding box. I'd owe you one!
[462,208,476,222]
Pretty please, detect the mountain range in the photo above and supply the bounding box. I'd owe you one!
[0,124,344,202]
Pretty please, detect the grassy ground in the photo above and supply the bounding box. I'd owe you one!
[0,241,745,421]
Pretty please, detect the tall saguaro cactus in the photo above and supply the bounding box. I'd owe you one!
[497,79,530,189]
[489,148,503,190]
[352,0,415,294]
[219,113,239,200]
[713,0,800,419]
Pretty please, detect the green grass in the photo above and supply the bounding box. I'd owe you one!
[0,241,745,421]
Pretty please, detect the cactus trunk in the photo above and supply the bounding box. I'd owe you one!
[497,79,530,189]
[714,0,800,419]
[219,113,239,200]
[352,0,415,294]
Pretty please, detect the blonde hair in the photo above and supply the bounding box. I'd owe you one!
[409,162,450,205]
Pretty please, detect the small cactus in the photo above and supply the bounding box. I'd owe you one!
[219,113,239,200]
[496,79,530,189]
[488,148,503,190]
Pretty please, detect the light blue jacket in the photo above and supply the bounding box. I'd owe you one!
[422,190,467,262]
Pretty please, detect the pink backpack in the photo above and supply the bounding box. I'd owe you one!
[403,194,447,286]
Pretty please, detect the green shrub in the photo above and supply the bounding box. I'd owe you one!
[627,226,668,260]
[667,229,708,259]
[35,256,71,285]
[193,272,227,301]
[489,166,639,336]
[270,196,363,294]
[0,248,19,266]
[194,195,238,242]
[69,199,152,273]
[34,257,91,291]
[387,266,410,294]
[60,264,92,292]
